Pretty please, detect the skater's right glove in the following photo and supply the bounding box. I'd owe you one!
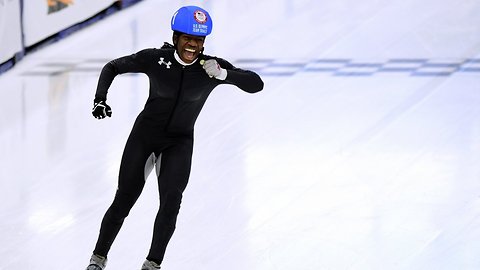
[92,99,112,119]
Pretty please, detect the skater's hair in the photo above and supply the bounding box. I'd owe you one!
[172,31,206,46]
[172,31,182,46]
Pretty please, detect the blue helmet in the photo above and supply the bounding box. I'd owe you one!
[171,6,213,36]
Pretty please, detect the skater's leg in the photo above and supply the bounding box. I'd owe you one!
[93,133,151,257]
[146,138,193,264]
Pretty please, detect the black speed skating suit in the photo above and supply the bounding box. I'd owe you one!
[92,44,263,264]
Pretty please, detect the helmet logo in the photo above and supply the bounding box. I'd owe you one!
[194,10,208,24]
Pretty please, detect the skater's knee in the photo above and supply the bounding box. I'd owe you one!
[164,190,183,209]
[159,191,183,224]
[107,191,139,221]
[105,206,127,224]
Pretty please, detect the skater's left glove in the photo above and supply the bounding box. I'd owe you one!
[202,59,227,80]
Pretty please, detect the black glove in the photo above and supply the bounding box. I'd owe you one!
[92,99,112,119]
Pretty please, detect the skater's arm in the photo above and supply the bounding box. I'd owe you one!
[95,49,154,101]
[215,58,264,94]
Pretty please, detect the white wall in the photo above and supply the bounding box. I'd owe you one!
[22,0,117,46]
[0,0,22,63]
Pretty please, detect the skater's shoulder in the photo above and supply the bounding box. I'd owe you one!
[202,54,232,68]
[131,48,160,58]
[202,54,230,63]
[133,44,173,57]
[201,53,218,60]
[159,42,176,53]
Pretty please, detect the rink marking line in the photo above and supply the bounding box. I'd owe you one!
[246,58,480,76]
[20,58,480,77]
[255,58,480,77]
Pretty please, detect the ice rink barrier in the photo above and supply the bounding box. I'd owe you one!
[0,0,143,74]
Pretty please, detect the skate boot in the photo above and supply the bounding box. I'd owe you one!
[141,259,161,270]
[86,254,107,270]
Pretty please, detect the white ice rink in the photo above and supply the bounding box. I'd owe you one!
[1,0,480,269]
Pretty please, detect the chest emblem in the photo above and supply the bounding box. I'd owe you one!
[158,57,172,69]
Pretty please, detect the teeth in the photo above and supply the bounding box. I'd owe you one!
[185,48,195,53]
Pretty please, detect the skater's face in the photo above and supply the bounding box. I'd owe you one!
[174,33,205,63]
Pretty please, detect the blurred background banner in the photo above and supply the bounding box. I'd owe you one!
[0,0,22,64]
[22,0,116,46]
